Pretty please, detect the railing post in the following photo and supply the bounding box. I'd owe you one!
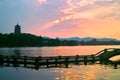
[0,55,3,65]
[46,59,49,68]
[13,56,17,67]
[38,56,42,67]
[75,55,79,64]
[84,56,87,65]
[24,56,27,67]
[99,56,103,64]
[6,56,10,66]
[58,55,61,60]
[104,49,107,53]
[55,59,58,67]
[113,63,118,69]
[35,57,39,64]
[113,49,119,54]
[91,54,95,64]
[65,56,69,68]
[39,56,42,61]
[35,57,39,70]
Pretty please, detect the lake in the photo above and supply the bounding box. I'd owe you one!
[0,45,120,80]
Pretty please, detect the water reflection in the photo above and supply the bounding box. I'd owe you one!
[0,45,120,57]
[0,46,120,80]
[0,64,120,80]
[53,65,120,80]
[0,63,120,80]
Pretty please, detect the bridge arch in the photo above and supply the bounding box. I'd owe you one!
[95,48,120,60]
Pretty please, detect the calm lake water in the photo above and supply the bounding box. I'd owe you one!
[0,45,120,80]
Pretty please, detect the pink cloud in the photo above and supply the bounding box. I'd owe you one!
[20,0,120,39]
[38,0,47,5]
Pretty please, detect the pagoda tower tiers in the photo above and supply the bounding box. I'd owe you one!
[14,22,21,34]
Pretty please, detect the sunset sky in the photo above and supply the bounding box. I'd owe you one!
[0,0,120,39]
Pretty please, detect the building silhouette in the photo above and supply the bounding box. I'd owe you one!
[14,22,21,34]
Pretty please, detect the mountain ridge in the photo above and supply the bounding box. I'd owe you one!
[58,37,119,42]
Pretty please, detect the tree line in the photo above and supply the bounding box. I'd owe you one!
[0,33,119,47]
[0,33,79,47]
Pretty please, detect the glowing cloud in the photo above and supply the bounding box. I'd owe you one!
[38,0,47,5]
[1,0,120,39]
[66,0,113,7]
[54,20,60,24]
[28,0,120,39]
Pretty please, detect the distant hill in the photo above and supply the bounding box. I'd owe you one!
[59,37,119,42]
[0,33,120,47]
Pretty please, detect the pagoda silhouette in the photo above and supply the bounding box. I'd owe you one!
[14,22,21,34]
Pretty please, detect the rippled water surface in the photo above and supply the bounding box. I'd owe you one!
[0,64,120,80]
[0,45,120,56]
[0,45,120,80]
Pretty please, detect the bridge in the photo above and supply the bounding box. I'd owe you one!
[0,48,120,69]
[95,48,120,58]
